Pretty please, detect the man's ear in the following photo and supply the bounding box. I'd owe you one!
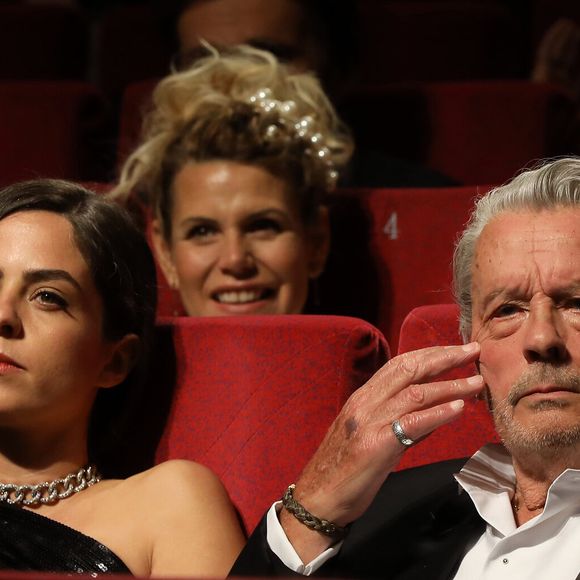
[151,219,178,289]
[97,334,140,389]
[307,206,331,279]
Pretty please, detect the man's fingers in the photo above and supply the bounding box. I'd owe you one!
[386,373,484,418]
[369,342,480,397]
[388,398,468,446]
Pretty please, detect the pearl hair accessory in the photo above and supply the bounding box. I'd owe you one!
[246,88,340,189]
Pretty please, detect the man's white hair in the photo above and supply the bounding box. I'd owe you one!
[453,157,580,341]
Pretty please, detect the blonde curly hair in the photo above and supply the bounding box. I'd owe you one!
[109,44,354,238]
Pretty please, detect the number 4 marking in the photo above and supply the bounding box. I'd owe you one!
[383,212,398,240]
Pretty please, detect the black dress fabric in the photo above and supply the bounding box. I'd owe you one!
[0,502,131,574]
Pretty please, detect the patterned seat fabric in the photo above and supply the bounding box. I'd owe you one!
[154,315,389,533]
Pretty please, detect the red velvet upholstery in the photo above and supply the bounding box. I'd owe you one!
[154,315,389,533]
[423,81,572,184]
[356,0,520,83]
[0,82,106,186]
[348,186,482,349]
[395,304,498,471]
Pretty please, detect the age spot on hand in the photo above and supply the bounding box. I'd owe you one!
[345,417,358,438]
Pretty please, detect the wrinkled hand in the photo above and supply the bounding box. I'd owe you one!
[281,343,483,561]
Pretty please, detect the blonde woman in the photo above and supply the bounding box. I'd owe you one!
[110,45,353,317]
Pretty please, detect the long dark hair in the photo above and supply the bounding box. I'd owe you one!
[0,179,158,476]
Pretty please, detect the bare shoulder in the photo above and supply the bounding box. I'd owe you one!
[131,459,224,491]
[126,460,232,508]
[118,461,245,577]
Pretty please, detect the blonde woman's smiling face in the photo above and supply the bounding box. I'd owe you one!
[152,161,329,316]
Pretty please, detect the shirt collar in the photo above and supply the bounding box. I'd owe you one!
[454,443,580,536]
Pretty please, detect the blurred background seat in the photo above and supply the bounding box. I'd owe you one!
[0,81,107,187]
[341,80,575,185]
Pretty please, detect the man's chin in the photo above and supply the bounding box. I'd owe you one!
[496,418,580,456]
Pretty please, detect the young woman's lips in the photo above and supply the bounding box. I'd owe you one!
[0,354,23,374]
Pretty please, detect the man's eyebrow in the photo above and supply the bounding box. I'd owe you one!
[481,282,580,310]
[553,282,580,298]
[21,269,82,292]
[479,288,507,312]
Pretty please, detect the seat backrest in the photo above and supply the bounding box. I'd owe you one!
[341,81,574,185]
[0,81,106,186]
[153,315,389,532]
[319,187,481,348]
[424,81,573,184]
[395,304,498,470]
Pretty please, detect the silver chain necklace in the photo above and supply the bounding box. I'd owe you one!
[0,465,101,506]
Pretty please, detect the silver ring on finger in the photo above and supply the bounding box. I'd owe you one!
[391,419,415,447]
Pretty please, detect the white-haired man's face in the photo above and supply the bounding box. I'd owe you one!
[470,208,580,458]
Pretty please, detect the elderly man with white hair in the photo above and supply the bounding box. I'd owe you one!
[230,157,580,579]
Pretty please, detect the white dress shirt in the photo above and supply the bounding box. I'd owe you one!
[267,444,580,578]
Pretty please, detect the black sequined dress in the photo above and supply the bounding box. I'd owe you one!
[0,502,131,574]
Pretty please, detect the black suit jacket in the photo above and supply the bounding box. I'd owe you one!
[231,458,487,579]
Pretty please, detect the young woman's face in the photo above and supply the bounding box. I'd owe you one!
[153,161,329,316]
[0,211,131,429]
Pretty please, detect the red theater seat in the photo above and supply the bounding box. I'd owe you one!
[342,81,574,185]
[0,82,106,186]
[154,315,389,532]
[325,186,482,349]
[395,304,498,471]
[423,81,573,184]
[361,186,480,349]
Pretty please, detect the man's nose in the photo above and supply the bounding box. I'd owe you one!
[522,302,568,364]
[217,233,258,279]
